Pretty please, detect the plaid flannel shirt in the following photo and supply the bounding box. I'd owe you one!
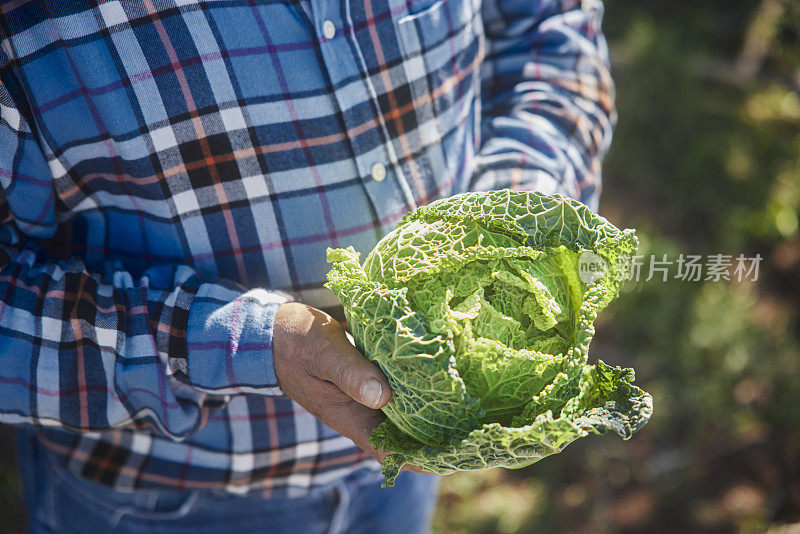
[0,0,615,495]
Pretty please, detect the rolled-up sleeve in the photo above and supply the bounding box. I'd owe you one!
[471,0,616,209]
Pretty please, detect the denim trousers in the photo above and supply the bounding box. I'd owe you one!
[16,428,438,534]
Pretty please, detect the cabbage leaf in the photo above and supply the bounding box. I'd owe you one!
[325,191,652,486]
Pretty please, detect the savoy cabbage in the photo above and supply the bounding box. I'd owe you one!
[325,190,652,487]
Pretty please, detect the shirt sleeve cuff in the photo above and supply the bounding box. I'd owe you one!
[185,284,292,396]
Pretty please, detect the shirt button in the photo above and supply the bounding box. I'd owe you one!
[322,20,336,40]
[371,163,386,182]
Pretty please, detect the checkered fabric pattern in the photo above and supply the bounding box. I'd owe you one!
[0,0,615,495]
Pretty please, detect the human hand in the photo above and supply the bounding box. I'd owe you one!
[273,302,428,473]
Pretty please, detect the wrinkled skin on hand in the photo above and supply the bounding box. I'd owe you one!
[272,302,430,475]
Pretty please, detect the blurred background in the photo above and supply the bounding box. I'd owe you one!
[433,0,800,532]
[1,0,798,532]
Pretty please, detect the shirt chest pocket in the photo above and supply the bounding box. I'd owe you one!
[397,0,481,59]
[391,0,483,194]
[395,0,482,117]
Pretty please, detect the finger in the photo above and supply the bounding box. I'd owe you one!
[400,463,435,475]
[368,446,433,475]
[302,381,387,459]
[311,396,432,474]
[313,330,392,410]
[302,385,435,475]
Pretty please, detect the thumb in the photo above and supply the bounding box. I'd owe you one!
[318,332,392,410]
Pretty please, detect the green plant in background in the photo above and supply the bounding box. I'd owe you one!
[432,1,800,532]
[326,191,651,487]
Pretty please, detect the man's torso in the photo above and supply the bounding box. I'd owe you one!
[0,0,483,495]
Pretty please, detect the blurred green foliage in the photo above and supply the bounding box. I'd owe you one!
[434,1,800,532]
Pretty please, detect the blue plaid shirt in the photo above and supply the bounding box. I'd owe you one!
[0,0,614,495]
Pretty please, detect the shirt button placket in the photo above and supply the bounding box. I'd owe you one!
[313,1,414,217]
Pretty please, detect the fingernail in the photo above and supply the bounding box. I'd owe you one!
[361,378,383,409]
